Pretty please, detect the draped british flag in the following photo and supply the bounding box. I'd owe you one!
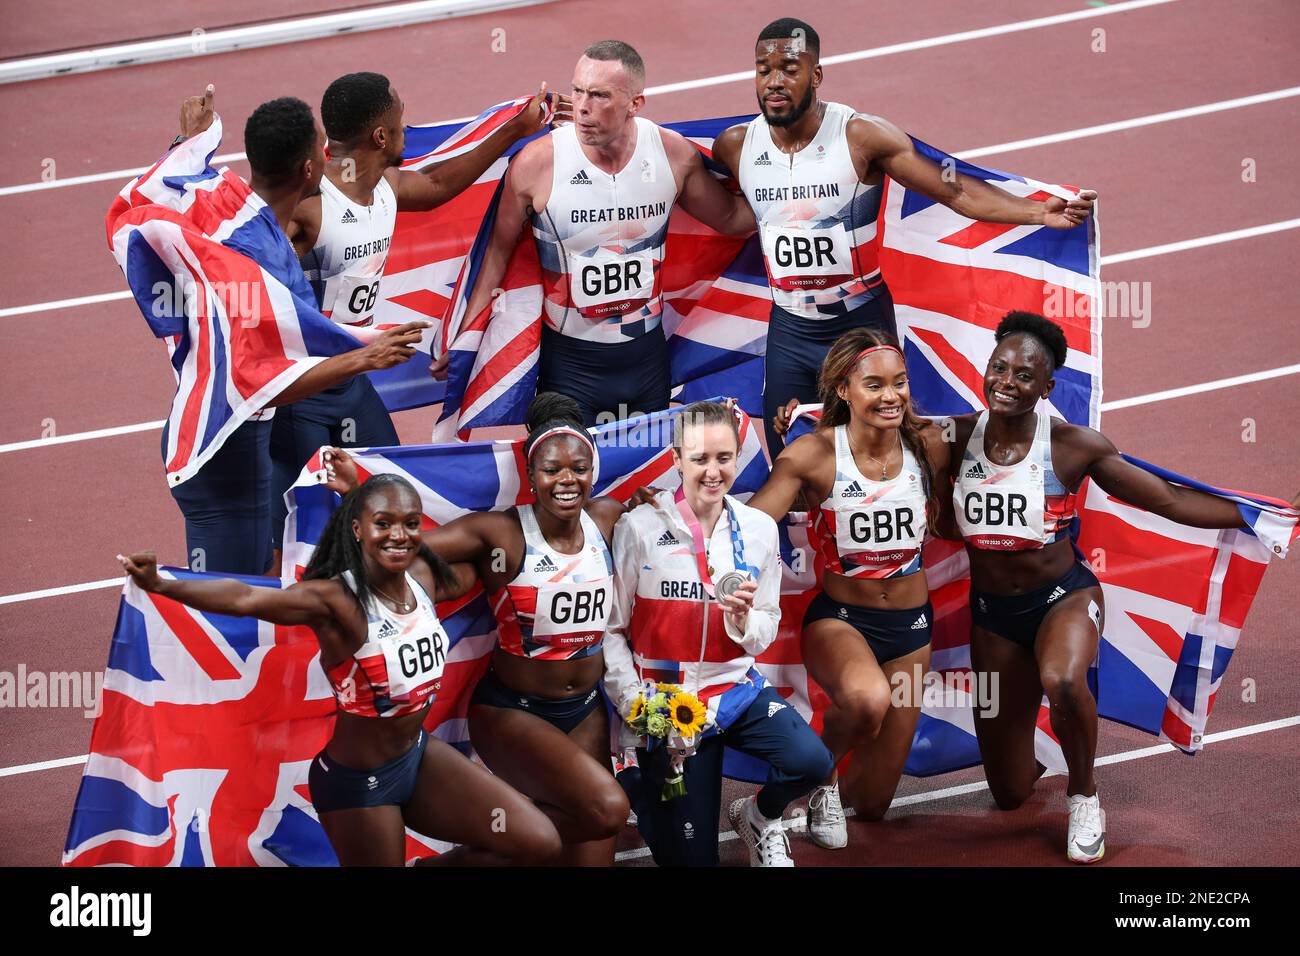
[63,565,497,867]
[781,408,1300,777]
[430,115,771,440]
[107,117,377,486]
[419,124,1099,439]
[104,99,543,485]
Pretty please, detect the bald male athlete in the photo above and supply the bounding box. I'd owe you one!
[458,40,757,426]
[711,17,1097,453]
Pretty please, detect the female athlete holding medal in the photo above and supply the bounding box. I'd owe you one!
[324,394,631,865]
[119,473,562,866]
[754,327,951,851]
[603,400,833,867]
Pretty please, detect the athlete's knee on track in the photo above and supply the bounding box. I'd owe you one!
[988,775,1035,812]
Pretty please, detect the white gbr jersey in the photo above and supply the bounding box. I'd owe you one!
[301,173,398,327]
[739,102,885,319]
[532,119,677,343]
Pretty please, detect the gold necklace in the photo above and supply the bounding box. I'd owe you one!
[851,429,903,480]
[372,580,414,613]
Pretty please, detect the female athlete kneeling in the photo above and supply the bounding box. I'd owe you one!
[945,310,1297,863]
[119,473,562,866]
[325,394,630,865]
[751,327,951,850]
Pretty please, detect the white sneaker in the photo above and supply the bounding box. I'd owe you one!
[1066,792,1106,864]
[807,783,848,849]
[728,797,795,867]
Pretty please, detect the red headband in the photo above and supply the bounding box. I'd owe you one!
[849,344,903,369]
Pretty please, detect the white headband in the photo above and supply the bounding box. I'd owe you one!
[527,426,600,484]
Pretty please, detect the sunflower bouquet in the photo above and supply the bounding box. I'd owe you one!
[626,681,707,800]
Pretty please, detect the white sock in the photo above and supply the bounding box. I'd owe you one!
[747,796,781,830]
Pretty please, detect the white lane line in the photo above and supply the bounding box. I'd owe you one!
[1100,218,1300,265]
[0,290,131,318]
[0,421,165,454]
[0,0,554,84]
[647,0,1182,97]
[0,0,1182,196]
[957,86,1300,160]
[0,754,90,779]
[0,578,125,607]
[611,713,1300,861]
[1101,363,1300,412]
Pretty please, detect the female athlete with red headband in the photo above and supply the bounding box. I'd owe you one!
[752,327,951,851]
[119,473,562,866]
[944,311,1298,863]
[324,393,631,865]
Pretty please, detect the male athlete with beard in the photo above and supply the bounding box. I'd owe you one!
[270,74,567,562]
[711,18,1098,453]
[457,41,757,427]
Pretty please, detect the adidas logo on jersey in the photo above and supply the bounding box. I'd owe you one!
[656,531,678,546]
[841,480,867,499]
[1046,586,1067,603]
[533,554,559,572]
[964,462,988,479]
[376,619,400,641]
[753,151,772,166]
[341,208,358,224]
[768,701,787,717]
[570,170,593,185]
[911,613,929,630]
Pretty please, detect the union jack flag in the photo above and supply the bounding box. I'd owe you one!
[780,408,1299,777]
[104,99,541,485]
[108,118,378,486]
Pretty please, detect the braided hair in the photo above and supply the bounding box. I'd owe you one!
[303,473,455,609]
[817,327,939,532]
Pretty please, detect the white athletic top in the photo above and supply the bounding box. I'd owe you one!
[301,173,398,327]
[531,119,678,343]
[738,102,885,319]
[954,410,1079,551]
[811,425,927,578]
[492,504,615,660]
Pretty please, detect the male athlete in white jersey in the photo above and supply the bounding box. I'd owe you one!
[458,40,757,426]
[270,73,567,557]
[711,18,1097,453]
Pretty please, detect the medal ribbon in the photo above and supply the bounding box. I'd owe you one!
[673,487,750,598]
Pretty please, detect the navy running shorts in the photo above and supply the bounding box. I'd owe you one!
[803,591,933,665]
[469,667,603,735]
[308,730,427,813]
[971,561,1101,648]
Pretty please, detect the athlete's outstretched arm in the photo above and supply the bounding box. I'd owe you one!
[666,129,756,237]
[747,435,818,521]
[1071,426,1250,528]
[267,321,428,406]
[856,116,1096,229]
[391,85,570,212]
[119,551,339,627]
